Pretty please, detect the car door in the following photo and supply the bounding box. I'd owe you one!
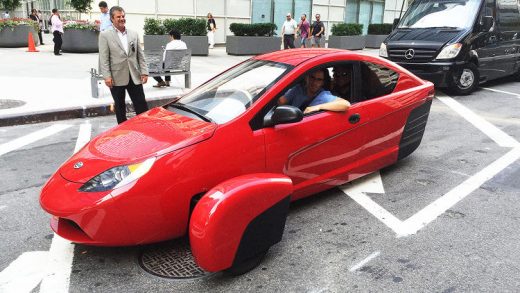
[262,64,370,200]
[475,0,504,80]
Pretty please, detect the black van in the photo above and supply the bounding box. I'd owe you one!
[379,0,520,94]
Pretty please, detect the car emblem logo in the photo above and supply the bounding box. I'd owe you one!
[405,49,415,59]
[73,161,84,169]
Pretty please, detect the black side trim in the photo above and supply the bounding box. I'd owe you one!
[398,99,432,160]
[232,195,291,267]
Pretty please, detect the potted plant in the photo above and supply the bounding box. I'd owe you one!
[62,20,99,53]
[143,17,208,56]
[328,23,365,50]
[365,23,393,48]
[226,23,279,55]
[0,18,39,47]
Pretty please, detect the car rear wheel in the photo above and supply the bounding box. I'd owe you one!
[450,63,479,95]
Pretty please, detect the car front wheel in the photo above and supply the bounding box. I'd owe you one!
[450,63,479,95]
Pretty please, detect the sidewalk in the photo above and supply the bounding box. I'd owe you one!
[0,33,379,126]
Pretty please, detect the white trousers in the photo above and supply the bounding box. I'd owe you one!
[207,31,215,47]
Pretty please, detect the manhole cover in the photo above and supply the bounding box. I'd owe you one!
[0,99,26,110]
[138,239,210,279]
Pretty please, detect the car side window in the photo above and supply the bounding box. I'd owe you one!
[359,62,399,101]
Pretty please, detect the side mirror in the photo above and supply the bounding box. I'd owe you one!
[392,18,400,30]
[263,105,303,127]
[481,16,494,32]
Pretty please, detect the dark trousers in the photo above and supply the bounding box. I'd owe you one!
[153,75,171,83]
[52,31,62,55]
[37,30,43,45]
[109,76,149,124]
[283,34,295,49]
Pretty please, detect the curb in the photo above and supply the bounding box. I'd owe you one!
[0,96,174,127]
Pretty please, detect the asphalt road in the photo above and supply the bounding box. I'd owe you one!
[1,78,519,292]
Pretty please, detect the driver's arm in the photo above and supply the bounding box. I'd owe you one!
[304,97,350,114]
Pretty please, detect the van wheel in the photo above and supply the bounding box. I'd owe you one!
[450,63,479,95]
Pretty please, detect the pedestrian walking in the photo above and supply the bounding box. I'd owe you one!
[297,14,310,48]
[282,13,297,49]
[310,14,325,48]
[98,6,149,124]
[29,9,44,45]
[153,29,187,88]
[207,13,216,49]
[98,1,112,31]
[50,9,63,55]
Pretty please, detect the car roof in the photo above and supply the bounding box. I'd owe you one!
[254,48,348,66]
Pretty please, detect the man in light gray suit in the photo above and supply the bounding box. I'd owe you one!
[99,6,149,124]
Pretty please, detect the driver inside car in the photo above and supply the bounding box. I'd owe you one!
[278,68,350,114]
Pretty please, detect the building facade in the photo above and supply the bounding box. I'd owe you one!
[13,0,407,43]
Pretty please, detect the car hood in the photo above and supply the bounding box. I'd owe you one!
[387,28,465,49]
[59,107,216,183]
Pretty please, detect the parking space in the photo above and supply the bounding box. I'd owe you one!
[1,78,519,292]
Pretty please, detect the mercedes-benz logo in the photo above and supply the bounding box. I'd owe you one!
[73,161,84,169]
[405,49,415,60]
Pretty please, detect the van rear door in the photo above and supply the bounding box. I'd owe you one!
[496,0,520,76]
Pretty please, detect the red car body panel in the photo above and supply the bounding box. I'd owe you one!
[189,174,292,272]
[40,49,434,250]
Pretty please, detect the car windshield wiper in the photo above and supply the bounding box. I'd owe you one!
[170,102,214,123]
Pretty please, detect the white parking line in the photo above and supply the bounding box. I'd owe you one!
[341,94,520,237]
[40,121,91,293]
[481,87,520,99]
[0,251,49,293]
[0,205,6,211]
[0,124,72,157]
[437,94,519,147]
[350,251,381,272]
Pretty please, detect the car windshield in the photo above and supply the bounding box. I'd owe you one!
[169,60,290,124]
[398,0,481,29]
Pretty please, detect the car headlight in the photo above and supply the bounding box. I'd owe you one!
[79,157,155,192]
[436,43,462,60]
[379,42,388,58]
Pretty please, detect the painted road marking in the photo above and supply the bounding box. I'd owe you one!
[350,251,381,272]
[0,124,72,157]
[0,205,6,211]
[342,95,519,237]
[40,121,91,293]
[481,87,520,99]
[0,252,49,293]
[437,94,519,148]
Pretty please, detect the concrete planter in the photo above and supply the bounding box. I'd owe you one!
[0,25,38,47]
[365,34,387,48]
[62,29,99,53]
[226,36,282,55]
[143,35,208,56]
[328,35,366,50]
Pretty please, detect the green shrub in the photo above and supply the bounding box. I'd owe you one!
[367,23,393,35]
[64,20,98,31]
[144,18,165,35]
[331,23,363,36]
[0,18,38,32]
[229,23,277,36]
[145,17,206,36]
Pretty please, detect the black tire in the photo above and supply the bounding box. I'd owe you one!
[449,63,479,95]
[224,250,268,276]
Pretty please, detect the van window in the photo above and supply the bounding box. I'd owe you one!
[398,0,481,29]
[360,62,399,100]
[497,0,520,32]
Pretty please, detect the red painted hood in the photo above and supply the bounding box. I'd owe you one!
[59,107,216,183]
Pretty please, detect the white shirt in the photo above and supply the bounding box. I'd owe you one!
[282,19,297,35]
[116,28,129,55]
[51,15,63,33]
[163,39,187,60]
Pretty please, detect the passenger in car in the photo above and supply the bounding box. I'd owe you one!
[331,65,352,101]
[278,68,350,114]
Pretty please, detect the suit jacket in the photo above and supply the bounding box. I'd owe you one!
[98,27,148,86]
